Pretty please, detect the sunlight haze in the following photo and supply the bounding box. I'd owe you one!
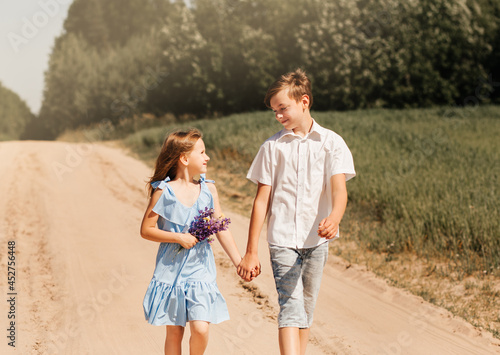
[0,1,71,114]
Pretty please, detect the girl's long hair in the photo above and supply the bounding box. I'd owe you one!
[147,128,203,196]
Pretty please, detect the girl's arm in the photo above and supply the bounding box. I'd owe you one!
[207,183,242,268]
[140,189,198,249]
[238,183,272,281]
[318,174,348,239]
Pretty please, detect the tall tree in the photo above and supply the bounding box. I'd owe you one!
[36,33,95,138]
[33,0,499,139]
[101,0,171,46]
[0,82,34,141]
[64,0,109,50]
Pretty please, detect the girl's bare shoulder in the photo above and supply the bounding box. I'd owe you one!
[206,181,218,195]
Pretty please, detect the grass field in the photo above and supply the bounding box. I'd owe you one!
[60,105,500,335]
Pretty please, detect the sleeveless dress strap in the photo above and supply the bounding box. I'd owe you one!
[151,176,171,190]
[199,174,215,184]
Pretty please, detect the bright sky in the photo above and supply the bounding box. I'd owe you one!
[0,0,72,115]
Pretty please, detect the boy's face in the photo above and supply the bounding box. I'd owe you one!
[270,89,309,131]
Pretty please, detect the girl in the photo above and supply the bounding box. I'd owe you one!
[140,128,243,354]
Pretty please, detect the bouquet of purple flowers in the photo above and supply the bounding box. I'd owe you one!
[188,207,231,244]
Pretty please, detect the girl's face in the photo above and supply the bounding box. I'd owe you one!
[186,138,210,174]
[270,89,308,131]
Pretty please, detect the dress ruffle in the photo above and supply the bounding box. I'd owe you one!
[151,175,214,227]
[143,278,229,326]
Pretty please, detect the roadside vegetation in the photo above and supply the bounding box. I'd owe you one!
[0,82,34,141]
[27,0,500,139]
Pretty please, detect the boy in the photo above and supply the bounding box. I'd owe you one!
[238,68,356,355]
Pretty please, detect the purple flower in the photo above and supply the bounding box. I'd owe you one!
[188,207,231,244]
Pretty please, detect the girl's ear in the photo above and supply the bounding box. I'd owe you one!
[179,154,189,166]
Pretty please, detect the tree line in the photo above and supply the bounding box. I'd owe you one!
[23,0,500,139]
[0,82,34,141]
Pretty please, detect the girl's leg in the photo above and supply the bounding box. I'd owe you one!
[278,327,300,355]
[189,321,210,355]
[165,325,184,355]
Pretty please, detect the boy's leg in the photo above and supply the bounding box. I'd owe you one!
[189,320,210,355]
[165,325,184,355]
[269,245,308,355]
[279,327,301,355]
[277,328,310,355]
[300,242,329,353]
[299,328,310,355]
[302,242,329,324]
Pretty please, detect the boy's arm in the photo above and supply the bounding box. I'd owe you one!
[318,174,348,239]
[207,183,242,268]
[238,182,271,281]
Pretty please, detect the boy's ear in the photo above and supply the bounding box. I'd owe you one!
[301,94,310,109]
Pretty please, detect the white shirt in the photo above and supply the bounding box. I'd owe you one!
[246,120,356,249]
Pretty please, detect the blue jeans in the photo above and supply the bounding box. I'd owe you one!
[269,242,329,328]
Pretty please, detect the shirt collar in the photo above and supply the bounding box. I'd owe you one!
[278,119,326,141]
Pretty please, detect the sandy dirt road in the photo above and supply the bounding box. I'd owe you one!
[0,140,498,355]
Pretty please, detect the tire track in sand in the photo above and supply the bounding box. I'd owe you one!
[1,149,63,354]
[90,150,148,211]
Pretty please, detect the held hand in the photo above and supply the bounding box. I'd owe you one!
[318,217,339,240]
[178,234,198,249]
[237,254,261,281]
[249,263,262,280]
[236,263,260,280]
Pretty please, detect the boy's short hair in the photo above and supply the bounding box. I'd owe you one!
[264,68,313,109]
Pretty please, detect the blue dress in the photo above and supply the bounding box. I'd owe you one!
[143,175,230,326]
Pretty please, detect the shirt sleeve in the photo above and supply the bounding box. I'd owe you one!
[246,142,272,185]
[327,135,356,181]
